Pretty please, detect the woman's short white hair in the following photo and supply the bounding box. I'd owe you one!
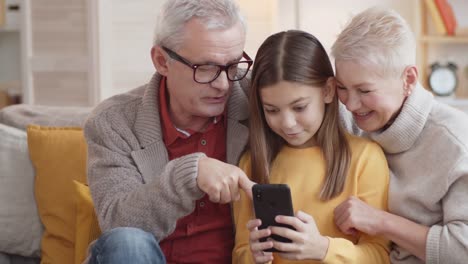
[331,7,416,78]
[154,0,246,50]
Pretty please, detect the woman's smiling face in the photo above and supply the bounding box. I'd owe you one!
[335,60,407,132]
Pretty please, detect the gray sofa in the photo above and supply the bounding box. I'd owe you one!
[0,104,91,264]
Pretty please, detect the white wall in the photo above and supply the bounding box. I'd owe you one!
[0,32,21,89]
[94,0,462,101]
[107,1,163,97]
[451,0,468,28]
[99,0,292,100]
[26,0,90,106]
[238,0,297,58]
[93,0,164,102]
[3,0,466,105]
[0,0,22,96]
[239,0,467,99]
[297,0,418,54]
[238,0,419,58]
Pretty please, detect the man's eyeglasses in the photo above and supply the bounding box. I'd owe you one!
[162,46,253,84]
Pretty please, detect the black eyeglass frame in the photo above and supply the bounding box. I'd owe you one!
[162,46,253,84]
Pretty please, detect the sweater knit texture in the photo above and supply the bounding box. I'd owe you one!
[341,84,468,264]
[84,72,250,241]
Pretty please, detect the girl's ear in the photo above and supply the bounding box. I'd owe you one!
[323,77,336,104]
[151,46,170,76]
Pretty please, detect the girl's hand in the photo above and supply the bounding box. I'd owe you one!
[247,219,274,263]
[269,211,329,261]
[334,196,384,236]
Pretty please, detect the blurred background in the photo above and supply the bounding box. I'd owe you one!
[0,0,467,108]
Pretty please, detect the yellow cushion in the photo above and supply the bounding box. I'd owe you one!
[27,125,87,264]
[73,180,101,264]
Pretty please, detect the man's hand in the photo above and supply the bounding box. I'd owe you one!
[197,156,255,203]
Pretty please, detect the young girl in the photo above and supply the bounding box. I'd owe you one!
[232,30,390,264]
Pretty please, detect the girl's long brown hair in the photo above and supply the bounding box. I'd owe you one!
[249,30,351,200]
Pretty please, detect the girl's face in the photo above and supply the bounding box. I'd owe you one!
[260,80,334,148]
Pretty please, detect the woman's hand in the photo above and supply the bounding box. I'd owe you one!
[247,219,274,263]
[269,211,330,261]
[334,196,384,236]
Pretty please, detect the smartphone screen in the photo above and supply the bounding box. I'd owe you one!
[252,184,295,252]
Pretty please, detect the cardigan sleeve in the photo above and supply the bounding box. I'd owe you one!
[84,107,205,241]
[426,156,468,264]
[323,141,391,264]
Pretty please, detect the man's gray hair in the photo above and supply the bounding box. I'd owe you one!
[154,0,246,50]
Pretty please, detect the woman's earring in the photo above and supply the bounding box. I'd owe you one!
[404,88,412,96]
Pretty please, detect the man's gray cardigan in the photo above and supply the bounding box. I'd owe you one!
[84,72,250,241]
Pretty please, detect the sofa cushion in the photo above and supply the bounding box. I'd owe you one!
[0,104,91,130]
[0,124,43,257]
[73,181,101,264]
[27,126,87,264]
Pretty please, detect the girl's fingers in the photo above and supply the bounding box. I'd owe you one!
[271,239,297,253]
[275,215,304,232]
[253,251,274,264]
[250,240,274,252]
[296,210,314,223]
[269,225,298,243]
[249,227,271,242]
[247,219,262,230]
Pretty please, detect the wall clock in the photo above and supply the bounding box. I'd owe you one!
[428,62,458,96]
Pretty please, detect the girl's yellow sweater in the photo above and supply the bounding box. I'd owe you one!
[233,134,390,264]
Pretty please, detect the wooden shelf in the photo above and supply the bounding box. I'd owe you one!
[416,0,468,99]
[421,35,468,44]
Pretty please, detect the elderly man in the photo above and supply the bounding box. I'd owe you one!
[84,0,254,263]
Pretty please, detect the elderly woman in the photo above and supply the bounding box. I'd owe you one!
[331,7,468,264]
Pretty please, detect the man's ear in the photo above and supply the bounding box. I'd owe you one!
[323,77,336,104]
[403,65,418,96]
[151,46,169,76]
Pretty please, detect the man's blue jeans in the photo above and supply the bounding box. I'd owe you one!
[89,227,166,264]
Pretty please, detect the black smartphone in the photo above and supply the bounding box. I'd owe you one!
[252,184,295,252]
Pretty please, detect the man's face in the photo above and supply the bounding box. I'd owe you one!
[335,60,406,132]
[163,19,246,128]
